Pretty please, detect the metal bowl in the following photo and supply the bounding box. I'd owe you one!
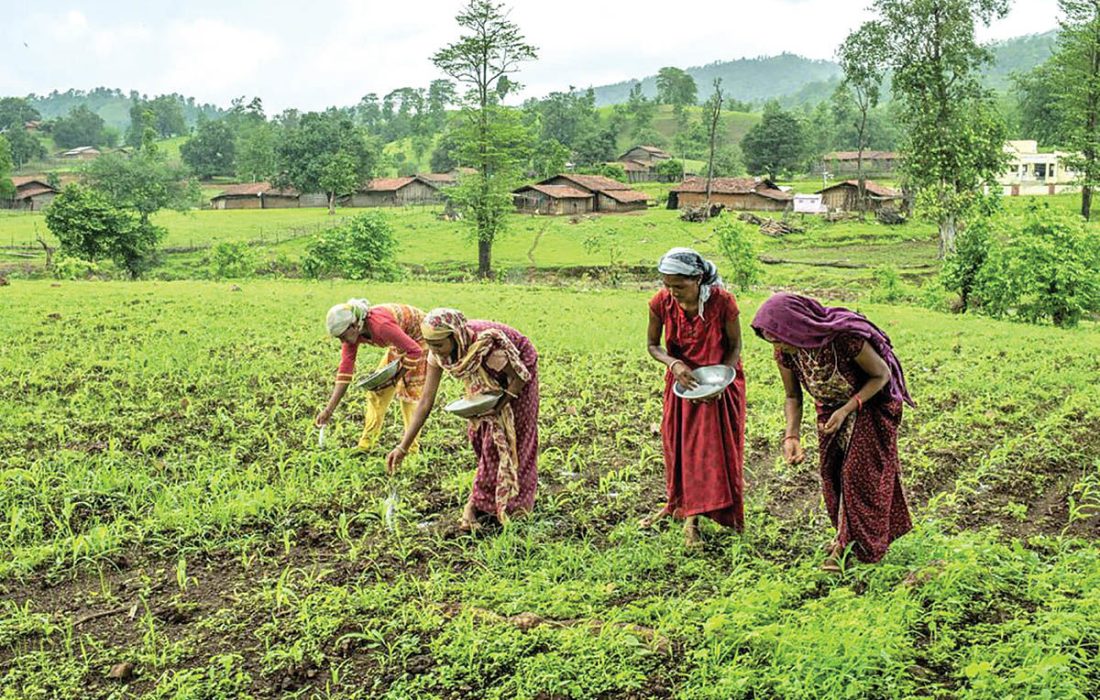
[444,392,503,418]
[673,364,735,401]
[354,359,401,391]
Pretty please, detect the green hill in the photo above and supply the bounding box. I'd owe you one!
[24,88,224,133]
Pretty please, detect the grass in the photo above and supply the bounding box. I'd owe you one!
[0,279,1098,698]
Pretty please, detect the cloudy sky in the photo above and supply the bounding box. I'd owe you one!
[0,0,1060,112]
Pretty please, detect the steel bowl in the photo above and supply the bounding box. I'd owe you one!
[354,359,401,391]
[673,364,735,401]
[444,392,503,418]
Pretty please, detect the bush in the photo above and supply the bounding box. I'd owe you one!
[941,218,991,312]
[870,266,904,303]
[655,158,684,181]
[977,204,1100,327]
[208,241,255,280]
[51,254,101,280]
[302,211,401,281]
[714,215,762,291]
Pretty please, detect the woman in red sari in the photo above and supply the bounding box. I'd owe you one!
[315,299,428,451]
[386,308,539,532]
[644,247,746,546]
[751,293,914,571]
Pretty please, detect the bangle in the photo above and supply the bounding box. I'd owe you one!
[395,445,407,456]
[783,435,799,443]
[852,395,863,411]
[503,389,518,399]
[669,360,685,372]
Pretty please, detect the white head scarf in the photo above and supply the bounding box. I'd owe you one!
[325,298,370,337]
[657,247,724,318]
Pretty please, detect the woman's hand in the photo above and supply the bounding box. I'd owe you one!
[385,446,407,474]
[315,408,333,427]
[671,361,698,389]
[783,436,805,465]
[822,407,852,435]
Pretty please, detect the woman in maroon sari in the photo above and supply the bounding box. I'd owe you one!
[644,247,746,547]
[751,293,913,570]
[386,308,539,532]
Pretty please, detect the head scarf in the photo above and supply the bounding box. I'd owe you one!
[751,293,914,407]
[420,307,470,344]
[657,247,724,318]
[325,298,370,337]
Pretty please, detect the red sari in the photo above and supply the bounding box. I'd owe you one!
[649,288,746,530]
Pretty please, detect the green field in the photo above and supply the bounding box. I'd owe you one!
[1,279,1097,698]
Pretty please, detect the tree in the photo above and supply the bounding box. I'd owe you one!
[624,82,656,137]
[0,136,14,200]
[432,0,537,277]
[180,120,236,179]
[1050,1,1100,219]
[52,105,108,148]
[319,152,360,215]
[148,95,187,138]
[45,184,159,278]
[531,138,570,178]
[656,67,697,121]
[852,0,1010,256]
[275,110,376,201]
[1014,63,1068,147]
[741,101,807,178]
[0,97,40,131]
[703,78,724,210]
[837,23,886,214]
[236,122,278,182]
[4,128,47,167]
[126,102,156,148]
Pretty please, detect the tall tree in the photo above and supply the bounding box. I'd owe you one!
[4,128,47,168]
[837,23,886,214]
[275,110,376,200]
[1051,0,1100,219]
[741,101,807,178]
[1013,63,1068,147]
[0,97,40,131]
[703,78,724,210]
[432,0,537,277]
[52,105,109,148]
[656,66,697,122]
[180,120,236,178]
[0,135,14,200]
[853,0,1010,256]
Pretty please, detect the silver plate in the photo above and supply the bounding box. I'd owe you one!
[673,364,735,401]
[444,392,503,418]
[354,359,401,391]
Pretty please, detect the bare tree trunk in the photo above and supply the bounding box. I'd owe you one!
[327,192,336,216]
[478,238,492,278]
[36,235,54,270]
[938,214,956,259]
[857,105,868,220]
[1084,185,1093,221]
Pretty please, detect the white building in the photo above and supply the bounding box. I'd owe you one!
[997,140,1080,196]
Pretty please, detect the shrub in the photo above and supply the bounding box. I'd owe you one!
[977,204,1100,327]
[302,211,401,281]
[941,217,992,312]
[870,265,904,303]
[655,158,685,180]
[714,215,762,291]
[51,254,101,280]
[208,241,255,280]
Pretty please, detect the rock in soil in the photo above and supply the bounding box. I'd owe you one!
[108,662,135,681]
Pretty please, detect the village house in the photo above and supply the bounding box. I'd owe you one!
[514,174,650,214]
[822,150,899,177]
[60,146,102,160]
[350,174,452,207]
[4,176,58,211]
[210,182,301,210]
[668,177,793,212]
[816,180,904,213]
[615,145,674,183]
[997,140,1081,196]
[511,184,594,215]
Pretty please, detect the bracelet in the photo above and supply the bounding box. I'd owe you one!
[783,435,800,443]
[395,445,407,455]
[503,389,518,399]
[852,395,863,411]
[669,360,686,372]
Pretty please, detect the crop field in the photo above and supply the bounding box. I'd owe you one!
[2,279,1098,699]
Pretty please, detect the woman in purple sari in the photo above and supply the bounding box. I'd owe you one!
[751,293,913,570]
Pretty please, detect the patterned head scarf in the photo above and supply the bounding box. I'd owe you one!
[751,293,915,407]
[325,298,370,337]
[658,247,724,318]
[420,307,471,346]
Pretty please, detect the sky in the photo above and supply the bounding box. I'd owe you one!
[0,0,1061,112]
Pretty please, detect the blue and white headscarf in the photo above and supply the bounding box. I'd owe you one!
[657,247,724,318]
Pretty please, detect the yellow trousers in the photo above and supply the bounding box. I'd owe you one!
[358,354,420,453]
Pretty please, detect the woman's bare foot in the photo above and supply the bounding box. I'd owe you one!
[459,503,481,532]
[639,505,671,529]
[821,542,843,573]
[683,516,702,548]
